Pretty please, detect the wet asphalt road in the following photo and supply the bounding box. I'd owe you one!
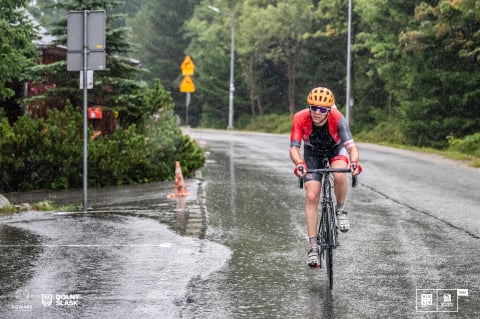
[1,129,479,318]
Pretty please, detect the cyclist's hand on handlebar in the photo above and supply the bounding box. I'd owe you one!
[294,161,308,177]
[350,161,362,176]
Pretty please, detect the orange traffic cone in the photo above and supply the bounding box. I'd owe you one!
[167,161,191,199]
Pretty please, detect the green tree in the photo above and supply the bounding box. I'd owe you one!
[184,0,317,127]
[30,0,148,127]
[298,0,351,114]
[183,0,248,128]
[237,0,314,116]
[352,0,421,129]
[398,0,480,147]
[0,83,205,192]
[129,0,200,125]
[0,0,38,102]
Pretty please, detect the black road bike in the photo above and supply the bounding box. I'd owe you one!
[299,159,357,289]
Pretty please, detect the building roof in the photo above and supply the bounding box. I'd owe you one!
[23,9,57,47]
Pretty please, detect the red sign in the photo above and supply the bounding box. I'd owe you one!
[88,107,103,119]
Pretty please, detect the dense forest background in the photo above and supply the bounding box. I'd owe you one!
[131,0,479,149]
[24,0,480,148]
[0,0,479,191]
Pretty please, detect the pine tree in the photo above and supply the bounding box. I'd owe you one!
[0,0,38,103]
[30,0,148,127]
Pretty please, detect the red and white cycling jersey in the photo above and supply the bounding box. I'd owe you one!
[290,108,355,150]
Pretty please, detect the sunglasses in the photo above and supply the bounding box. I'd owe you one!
[309,105,330,114]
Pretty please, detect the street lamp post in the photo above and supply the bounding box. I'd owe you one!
[208,5,235,130]
[345,0,353,125]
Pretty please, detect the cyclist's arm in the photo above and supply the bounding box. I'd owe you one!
[337,116,360,174]
[290,145,303,165]
[347,145,359,164]
[290,112,305,165]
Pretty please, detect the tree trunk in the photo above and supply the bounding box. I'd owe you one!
[287,52,296,115]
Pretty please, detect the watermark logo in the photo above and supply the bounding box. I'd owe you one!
[41,293,81,307]
[416,289,468,313]
[41,294,53,307]
[5,290,82,311]
[10,289,32,312]
[420,293,433,306]
[55,294,80,307]
[15,290,30,301]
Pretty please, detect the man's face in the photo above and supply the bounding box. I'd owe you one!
[309,106,329,125]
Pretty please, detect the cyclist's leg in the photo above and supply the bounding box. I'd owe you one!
[305,180,321,239]
[304,147,324,267]
[304,146,325,239]
[305,180,321,267]
[330,146,350,232]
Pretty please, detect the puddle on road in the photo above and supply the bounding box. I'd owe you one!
[3,179,207,240]
[0,178,232,319]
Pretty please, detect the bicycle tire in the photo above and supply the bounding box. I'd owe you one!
[318,210,327,267]
[325,205,334,289]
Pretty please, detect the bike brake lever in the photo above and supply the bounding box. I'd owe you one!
[352,175,358,188]
[298,166,304,189]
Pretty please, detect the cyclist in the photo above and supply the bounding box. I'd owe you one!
[290,87,362,268]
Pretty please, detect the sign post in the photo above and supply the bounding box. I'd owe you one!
[180,56,195,125]
[67,10,106,211]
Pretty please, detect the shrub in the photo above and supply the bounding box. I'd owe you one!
[0,85,205,192]
[356,120,405,145]
[448,132,480,157]
[244,114,292,134]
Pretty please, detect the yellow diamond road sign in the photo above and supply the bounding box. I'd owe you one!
[180,75,195,93]
[181,55,195,76]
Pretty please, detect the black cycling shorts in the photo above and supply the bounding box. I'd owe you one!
[303,144,348,183]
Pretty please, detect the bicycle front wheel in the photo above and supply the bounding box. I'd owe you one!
[325,212,334,289]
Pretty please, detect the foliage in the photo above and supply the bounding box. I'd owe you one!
[128,0,200,125]
[448,132,480,158]
[89,86,205,185]
[0,84,205,192]
[243,113,292,134]
[355,120,405,145]
[29,0,149,128]
[0,204,17,214]
[237,0,314,115]
[31,201,54,211]
[182,0,249,129]
[3,0,480,184]
[397,0,480,147]
[353,0,420,130]
[0,106,83,191]
[0,0,38,101]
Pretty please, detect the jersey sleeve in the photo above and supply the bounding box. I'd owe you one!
[290,113,303,148]
[337,117,355,149]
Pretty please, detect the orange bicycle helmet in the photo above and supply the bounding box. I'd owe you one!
[307,87,335,107]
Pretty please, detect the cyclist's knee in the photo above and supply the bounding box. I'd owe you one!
[333,173,347,184]
[306,191,320,203]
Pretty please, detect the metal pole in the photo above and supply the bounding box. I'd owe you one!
[346,0,352,125]
[186,92,191,125]
[227,15,235,130]
[207,5,235,130]
[82,10,89,211]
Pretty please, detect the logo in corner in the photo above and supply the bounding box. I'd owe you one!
[41,294,53,307]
